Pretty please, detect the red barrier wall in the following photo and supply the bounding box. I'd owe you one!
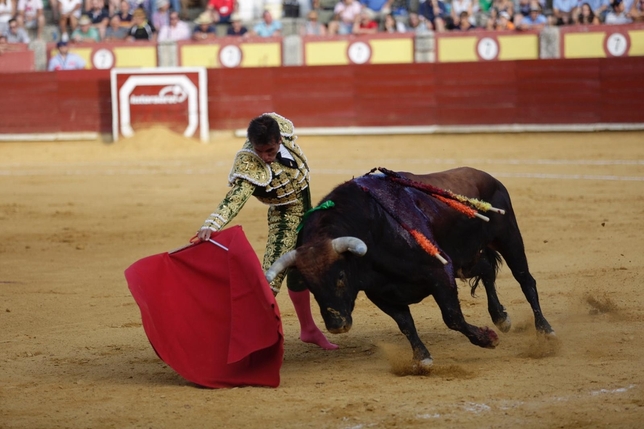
[0,49,35,73]
[0,57,643,135]
[0,70,111,133]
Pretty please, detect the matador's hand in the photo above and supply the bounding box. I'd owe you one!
[196,228,213,242]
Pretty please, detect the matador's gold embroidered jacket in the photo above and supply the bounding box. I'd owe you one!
[200,113,311,295]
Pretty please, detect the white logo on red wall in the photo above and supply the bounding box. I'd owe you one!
[111,69,209,143]
[130,85,189,105]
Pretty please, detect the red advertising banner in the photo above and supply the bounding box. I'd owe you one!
[110,67,209,142]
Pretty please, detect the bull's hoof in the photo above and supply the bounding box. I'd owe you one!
[411,358,433,375]
[538,328,557,338]
[419,358,433,369]
[482,327,499,348]
[495,315,512,333]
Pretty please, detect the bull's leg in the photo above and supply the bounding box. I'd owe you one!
[495,226,554,335]
[471,251,511,333]
[481,275,511,333]
[432,272,500,349]
[460,254,510,332]
[366,293,433,368]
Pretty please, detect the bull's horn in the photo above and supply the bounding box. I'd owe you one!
[331,237,368,256]
[265,249,297,283]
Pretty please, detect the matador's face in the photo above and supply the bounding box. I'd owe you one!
[252,140,280,164]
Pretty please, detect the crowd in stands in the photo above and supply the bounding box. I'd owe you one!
[0,0,643,47]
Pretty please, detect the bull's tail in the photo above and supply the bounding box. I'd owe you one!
[469,248,503,297]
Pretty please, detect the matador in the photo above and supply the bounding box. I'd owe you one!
[196,112,337,350]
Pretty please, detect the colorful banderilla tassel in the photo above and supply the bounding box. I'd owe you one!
[433,195,490,222]
[375,167,505,216]
[409,229,448,265]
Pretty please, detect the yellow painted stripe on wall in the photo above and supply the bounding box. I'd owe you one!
[241,43,281,67]
[113,46,157,67]
[181,45,220,68]
[498,34,538,60]
[437,37,478,62]
[370,38,414,64]
[67,48,93,69]
[305,41,349,66]
[628,29,644,56]
[564,32,606,58]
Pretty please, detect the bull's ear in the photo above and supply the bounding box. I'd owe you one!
[331,237,367,256]
[265,249,298,283]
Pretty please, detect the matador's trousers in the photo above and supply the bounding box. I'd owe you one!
[263,189,311,295]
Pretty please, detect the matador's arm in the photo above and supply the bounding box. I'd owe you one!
[200,179,256,232]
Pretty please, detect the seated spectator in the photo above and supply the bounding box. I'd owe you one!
[491,9,515,29]
[478,0,493,22]
[315,0,340,27]
[86,0,109,39]
[359,0,392,22]
[418,0,447,31]
[389,0,409,18]
[517,2,547,29]
[450,0,475,29]
[151,0,170,31]
[106,0,120,16]
[251,9,282,37]
[192,11,216,40]
[48,40,86,70]
[382,12,405,31]
[104,14,128,40]
[121,0,152,17]
[578,2,601,23]
[157,10,189,41]
[490,0,515,18]
[226,12,247,36]
[5,17,30,42]
[16,0,45,40]
[454,10,477,29]
[207,0,236,25]
[0,0,16,35]
[405,11,430,33]
[635,0,644,21]
[117,0,133,26]
[580,0,609,20]
[71,14,100,41]
[0,32,24,52]
[300,9,327,35]
[127,7,156,40]
[328,0,362,34]
[605,0,634,22]
[58,0,81,41]
[353,8,378,33]
[552,0,579,24]
[514,0,545,21]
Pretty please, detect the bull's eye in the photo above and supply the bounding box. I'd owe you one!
[336,270,346,289]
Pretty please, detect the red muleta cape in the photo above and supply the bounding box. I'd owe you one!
[125,226,284,388]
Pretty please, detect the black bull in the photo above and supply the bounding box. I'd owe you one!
[266,167,554,368]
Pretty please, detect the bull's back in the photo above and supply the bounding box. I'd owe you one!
[400,167,500,201]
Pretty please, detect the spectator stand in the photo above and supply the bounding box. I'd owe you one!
[176,36,282,68]
[302,33,415,66]
[559,23,644,58]
[45,41,158,69]
[434,29,541,62]
[0,43,35,72]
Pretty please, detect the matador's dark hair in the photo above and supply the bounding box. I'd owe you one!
[247,115,281,147]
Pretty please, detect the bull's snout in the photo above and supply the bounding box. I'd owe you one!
[323,307,352,334]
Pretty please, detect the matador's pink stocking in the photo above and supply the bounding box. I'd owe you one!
[288,289,338,350]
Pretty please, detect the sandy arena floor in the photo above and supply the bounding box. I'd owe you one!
[1,128,643,428]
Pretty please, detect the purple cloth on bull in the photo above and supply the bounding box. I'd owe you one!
[354,174,456,283]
